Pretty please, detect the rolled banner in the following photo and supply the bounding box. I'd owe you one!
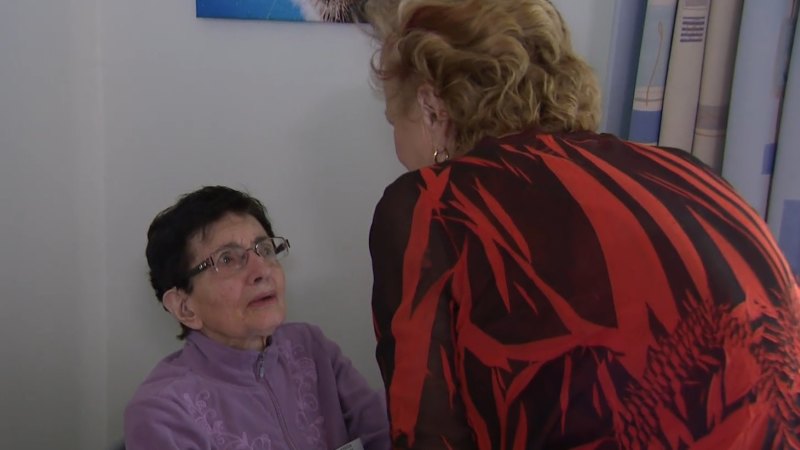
[767,13,800,276]
[691,0,744,172]
[721,0,797,217]
[602,0,647,138]
[629,0,679,145]
[658,0,711,153]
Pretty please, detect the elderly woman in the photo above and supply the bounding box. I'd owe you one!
[124,186,390,450]
[365,0,800,449]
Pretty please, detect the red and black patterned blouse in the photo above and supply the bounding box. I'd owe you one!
[369,130,800,450]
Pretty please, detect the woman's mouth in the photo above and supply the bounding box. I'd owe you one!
[248,293,276,307]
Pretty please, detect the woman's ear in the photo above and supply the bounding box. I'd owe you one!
[417,83,449,129]
[417,83,456,153]
[163,288,202,332]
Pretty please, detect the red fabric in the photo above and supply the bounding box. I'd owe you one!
[369,130,800,449]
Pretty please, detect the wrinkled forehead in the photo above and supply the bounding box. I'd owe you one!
[187,213,267,259]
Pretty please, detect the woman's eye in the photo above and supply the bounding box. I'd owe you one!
[218,252,235,266]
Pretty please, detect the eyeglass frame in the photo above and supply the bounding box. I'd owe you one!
[185,236,290,280]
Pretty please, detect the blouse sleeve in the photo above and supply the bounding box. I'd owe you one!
[369,172,477,449]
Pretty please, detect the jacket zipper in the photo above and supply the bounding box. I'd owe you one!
[255,350,299,450]
[265,378,299,450]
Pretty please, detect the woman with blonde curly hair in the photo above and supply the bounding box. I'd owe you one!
[365,0,800,449]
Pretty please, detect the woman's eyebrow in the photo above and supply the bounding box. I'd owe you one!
[210,235,270,253]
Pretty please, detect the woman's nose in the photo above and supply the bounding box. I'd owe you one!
[244,250,274,282]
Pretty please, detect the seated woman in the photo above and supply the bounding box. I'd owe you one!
[124,185,389,450]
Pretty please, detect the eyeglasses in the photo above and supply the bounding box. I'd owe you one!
[186,237,290,279]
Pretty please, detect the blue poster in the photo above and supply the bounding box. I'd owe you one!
[196,0,367,23]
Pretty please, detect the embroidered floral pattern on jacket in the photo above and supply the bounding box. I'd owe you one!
[276,338,327,449]
[183,391,286,450]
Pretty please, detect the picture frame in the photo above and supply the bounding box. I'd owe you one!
[196,0,367,23]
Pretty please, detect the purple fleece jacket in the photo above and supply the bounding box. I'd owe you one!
[124,323,390,450]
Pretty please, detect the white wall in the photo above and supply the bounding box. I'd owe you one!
[0,1,621,448]
[0,0,106,449]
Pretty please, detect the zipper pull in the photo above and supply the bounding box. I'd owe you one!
[256,352,265,380]
[255,335,270,380]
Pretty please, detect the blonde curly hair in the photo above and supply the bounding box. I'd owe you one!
[367,0,602,156]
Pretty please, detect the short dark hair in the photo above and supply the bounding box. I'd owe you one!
[145,186,275,339]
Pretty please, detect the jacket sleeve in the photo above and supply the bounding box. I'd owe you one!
[369,172,477,449]
[315,326,391,450]
[124,395,207,450]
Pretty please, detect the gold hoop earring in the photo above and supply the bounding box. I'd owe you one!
[433,147,450,163]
